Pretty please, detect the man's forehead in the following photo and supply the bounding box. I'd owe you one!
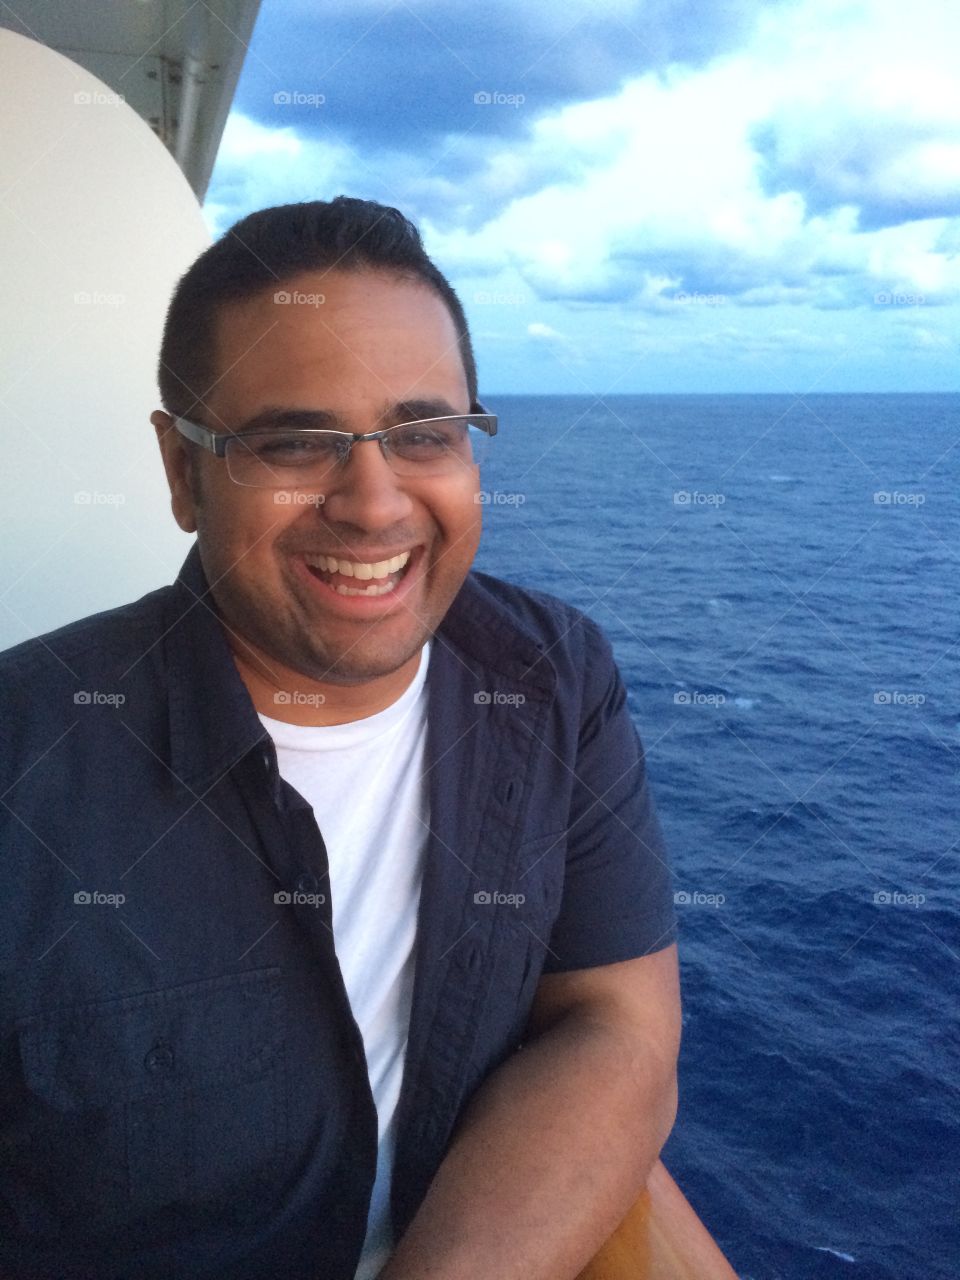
[206,270,468,418]
[220,267,453,328]
[212,269,462,371]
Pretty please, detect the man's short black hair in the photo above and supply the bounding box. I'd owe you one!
[157,196,478,421]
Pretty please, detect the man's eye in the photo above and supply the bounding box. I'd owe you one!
[392,424,465,454]
[246,435,339,463]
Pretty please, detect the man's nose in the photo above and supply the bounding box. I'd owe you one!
[316,436,416,528]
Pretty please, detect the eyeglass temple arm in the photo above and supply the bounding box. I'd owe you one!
[471,401,497,436]
[173,416,231,456]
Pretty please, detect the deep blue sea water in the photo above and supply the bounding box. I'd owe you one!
[471,394,960,1280]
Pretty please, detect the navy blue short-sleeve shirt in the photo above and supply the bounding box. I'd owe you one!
[0,542,677,1280]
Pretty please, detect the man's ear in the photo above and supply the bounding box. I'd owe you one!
[151,410,199,533]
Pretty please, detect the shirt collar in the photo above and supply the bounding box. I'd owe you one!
[164,541,557,791]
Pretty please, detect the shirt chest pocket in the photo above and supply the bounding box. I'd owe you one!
[14,968,287,1238]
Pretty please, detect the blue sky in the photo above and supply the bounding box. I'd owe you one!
[205,0,960,394]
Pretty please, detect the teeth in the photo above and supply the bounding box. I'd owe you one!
[304,550,411,579]
[333,580,396,597]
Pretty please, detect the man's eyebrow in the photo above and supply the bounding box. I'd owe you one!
[389,398,461,424]
[232,407,340,433]
[232,399,461,433]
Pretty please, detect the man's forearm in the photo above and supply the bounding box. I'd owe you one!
[377,1011,678,1280]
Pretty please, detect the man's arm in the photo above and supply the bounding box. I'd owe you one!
[377,941,681,1280]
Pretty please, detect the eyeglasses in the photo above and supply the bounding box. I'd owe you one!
[173,403,497,489]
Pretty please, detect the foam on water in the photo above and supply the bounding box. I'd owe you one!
[815,1247,857,1263]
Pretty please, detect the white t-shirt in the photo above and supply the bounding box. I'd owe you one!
[257,641,431,1280]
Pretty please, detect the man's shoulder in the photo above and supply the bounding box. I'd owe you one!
[451,569,612,671]
[0,583,173,688]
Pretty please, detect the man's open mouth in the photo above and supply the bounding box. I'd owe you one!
[301,548,417,598]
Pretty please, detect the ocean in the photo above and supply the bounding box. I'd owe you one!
[471,394,960,1280]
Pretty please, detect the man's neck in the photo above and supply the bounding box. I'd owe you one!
[229,641,424,727]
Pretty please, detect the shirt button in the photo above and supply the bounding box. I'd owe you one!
[144,1043,175,1072]
[296,872,320,893]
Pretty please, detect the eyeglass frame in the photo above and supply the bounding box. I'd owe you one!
[172,401,497,486]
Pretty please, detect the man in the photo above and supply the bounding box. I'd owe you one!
[0,198,680,1280]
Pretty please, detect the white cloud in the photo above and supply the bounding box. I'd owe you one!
[203,113,356,238]
[204,0,960,388]
[420,0,960,307]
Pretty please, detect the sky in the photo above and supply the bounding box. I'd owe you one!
[204,0,960,394]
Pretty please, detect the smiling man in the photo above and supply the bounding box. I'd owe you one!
[0,198,680,1280]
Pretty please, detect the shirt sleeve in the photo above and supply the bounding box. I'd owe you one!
[541,618,678,972]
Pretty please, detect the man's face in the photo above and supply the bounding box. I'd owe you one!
[156,268,482,685]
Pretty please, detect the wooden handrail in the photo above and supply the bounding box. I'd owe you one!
[575,1160,738,1280]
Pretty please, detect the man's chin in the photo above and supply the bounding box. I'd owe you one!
[290,632,430,687]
